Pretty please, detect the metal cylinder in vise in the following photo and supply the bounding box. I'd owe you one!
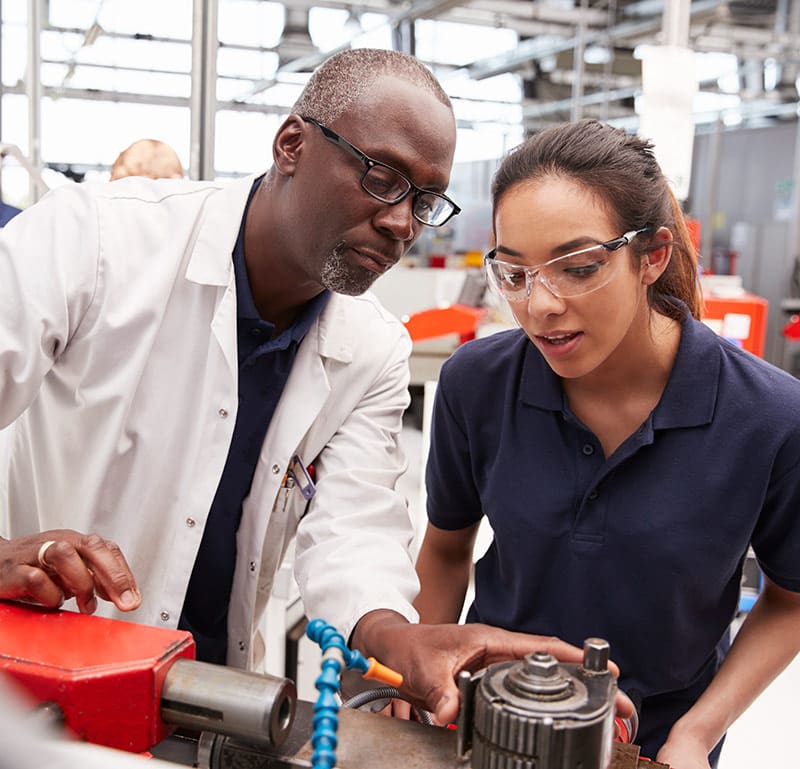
[471,638,618,769]
[160,658,297,748]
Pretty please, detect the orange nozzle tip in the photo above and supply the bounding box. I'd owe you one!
[364,657,403,688]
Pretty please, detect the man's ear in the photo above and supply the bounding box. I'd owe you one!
[641,226,673,286]
[272,114,306,176]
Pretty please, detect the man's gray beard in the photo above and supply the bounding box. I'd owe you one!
[319,243,379,296]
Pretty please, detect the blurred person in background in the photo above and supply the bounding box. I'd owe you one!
[110,138,184,180]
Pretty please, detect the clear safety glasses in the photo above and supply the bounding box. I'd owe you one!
[484,228,651,302]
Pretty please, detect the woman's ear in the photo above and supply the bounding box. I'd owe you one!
[272,114,306,176]
[641,227,673,286]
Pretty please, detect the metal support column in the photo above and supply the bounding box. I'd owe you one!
[700,118,722,272]
[0,0,4,141]
[788,112,800,292]
[190,0,218,181]
[661,0,690,47]
[570,0,588,122]
[392,18,415,56]
[26,0,44,202]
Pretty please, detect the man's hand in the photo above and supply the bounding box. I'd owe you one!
[352,610,602,726]
[0,530,141,614]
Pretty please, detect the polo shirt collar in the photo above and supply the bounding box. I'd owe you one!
[519,335,563,411]
[653,305,718,429]
[519,300,719,430]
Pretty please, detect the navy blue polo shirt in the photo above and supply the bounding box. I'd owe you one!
[179,178,330,664]
[426,306,800,754]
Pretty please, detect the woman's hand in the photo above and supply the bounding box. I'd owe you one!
[655,733,713,769]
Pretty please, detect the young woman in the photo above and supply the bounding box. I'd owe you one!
[415,120,800,769]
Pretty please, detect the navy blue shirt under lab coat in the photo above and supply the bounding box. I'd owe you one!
[425,305,800,758]
[179,179,329,663]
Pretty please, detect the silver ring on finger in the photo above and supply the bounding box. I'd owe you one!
[37,540,57,569]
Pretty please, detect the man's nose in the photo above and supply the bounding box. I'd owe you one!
[373,196,417,242]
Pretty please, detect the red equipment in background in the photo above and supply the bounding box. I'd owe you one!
[686,216,768,358]
[402,304,486,345]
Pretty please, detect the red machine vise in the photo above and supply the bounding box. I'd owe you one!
[0,601,296,753]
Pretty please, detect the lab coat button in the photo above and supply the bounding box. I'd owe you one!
[271,464,281,474]
[582,444,595,456]
[238,640,246,651]
[218,408,228,418]
[249,561,257,572]
[160,611,170,622]
[186,517,196,527]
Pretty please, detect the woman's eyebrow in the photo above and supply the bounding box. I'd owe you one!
[493,244,524,258]
[494,236,603,261]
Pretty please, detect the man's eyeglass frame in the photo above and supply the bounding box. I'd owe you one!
[484,227,652,301]
[301,116,461,228]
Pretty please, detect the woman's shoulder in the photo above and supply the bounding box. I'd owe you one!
[442,327,529,372]
[436,328,535,411]
[713,332,800,401]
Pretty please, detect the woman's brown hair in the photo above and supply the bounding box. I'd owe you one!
[491,119,702,320]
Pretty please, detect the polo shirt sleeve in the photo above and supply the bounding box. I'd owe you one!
[425,352,485,531]
[752,429,800,593]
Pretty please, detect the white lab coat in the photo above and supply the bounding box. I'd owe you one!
[0,175,419,670]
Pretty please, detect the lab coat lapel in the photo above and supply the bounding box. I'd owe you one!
[264,295,355,456]
[184,175,257,379]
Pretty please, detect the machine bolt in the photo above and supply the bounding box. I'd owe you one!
[505,651,571,698]
[582,638,610,673]
[526,651,560,678]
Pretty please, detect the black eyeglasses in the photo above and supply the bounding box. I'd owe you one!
[301,116,461,228]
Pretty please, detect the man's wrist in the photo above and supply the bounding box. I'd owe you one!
[350,608,410,658]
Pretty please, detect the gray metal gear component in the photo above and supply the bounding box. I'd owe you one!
[471,639,618,769]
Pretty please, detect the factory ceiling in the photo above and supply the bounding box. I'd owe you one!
[5,0,799,141]
[263,0,800,131]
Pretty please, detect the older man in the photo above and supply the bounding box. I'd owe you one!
[0,48,583,724]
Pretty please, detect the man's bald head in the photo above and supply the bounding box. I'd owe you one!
[110,139,184,181]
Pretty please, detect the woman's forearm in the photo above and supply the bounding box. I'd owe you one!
[663,578,800,754]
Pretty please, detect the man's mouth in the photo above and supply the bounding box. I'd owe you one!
[353,247,397,274]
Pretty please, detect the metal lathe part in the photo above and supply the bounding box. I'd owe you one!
[150,702,670,769]
[160,658,297,747]
[471,639,617,769]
